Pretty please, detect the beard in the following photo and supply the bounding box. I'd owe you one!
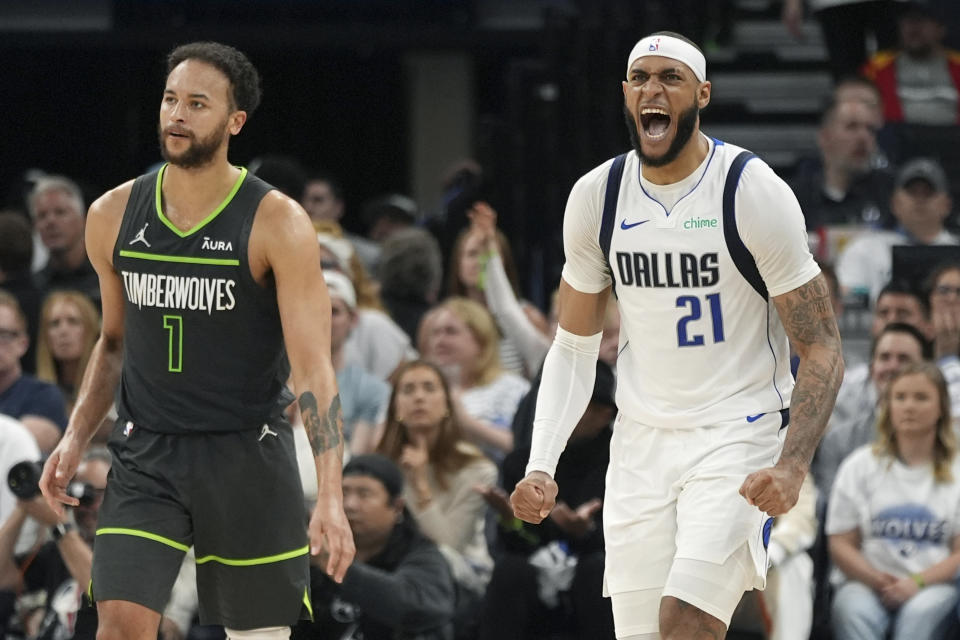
[158,119,229,169]
[623,98,700,168]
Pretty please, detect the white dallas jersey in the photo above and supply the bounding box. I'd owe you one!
[827,445,960,579]
[562,138,819,428]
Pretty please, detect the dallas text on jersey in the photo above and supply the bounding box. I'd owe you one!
[615,251,719,289]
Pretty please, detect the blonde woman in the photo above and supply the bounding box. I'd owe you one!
[828,362,960,640]
[35,291,100,413]
[420,297,530,460]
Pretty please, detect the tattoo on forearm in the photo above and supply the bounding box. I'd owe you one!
[774,274,845,468]
[299,392,342,456]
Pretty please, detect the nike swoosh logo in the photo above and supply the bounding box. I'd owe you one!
[620,219,649,230]
[746,413,765,423]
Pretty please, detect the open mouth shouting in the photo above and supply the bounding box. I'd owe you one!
[640,107,672,141]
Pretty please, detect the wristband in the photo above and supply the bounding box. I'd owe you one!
[51,522,75,542]
[911,573,926,589]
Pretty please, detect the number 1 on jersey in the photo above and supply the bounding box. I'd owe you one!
[676,293,725,347]
[163,315,183,373]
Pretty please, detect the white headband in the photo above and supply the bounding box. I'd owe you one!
[627,35,706,82]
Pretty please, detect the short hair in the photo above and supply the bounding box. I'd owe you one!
[27,175,85,220]
[0,212,33,274]
[0,290,27,333]
[377,228,443,302]
[877,279,928,316]
[306,172,344,202]
[166,41,262,114]
[870,321,933,361]
[924,261,960,303]
[648,30,704,55]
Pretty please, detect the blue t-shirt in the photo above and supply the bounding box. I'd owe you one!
[0,375,67,430]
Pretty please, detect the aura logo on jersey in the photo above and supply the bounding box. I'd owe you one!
[201,237,233,251]
[615,251,719,288]
[121,271,236,314]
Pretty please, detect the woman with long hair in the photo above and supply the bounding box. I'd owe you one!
[377,360,496,602]
[35,290,100,413]
[828,362,960,640]
[418,297,530,459]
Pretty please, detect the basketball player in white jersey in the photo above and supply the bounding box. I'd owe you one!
[511,32,844,639]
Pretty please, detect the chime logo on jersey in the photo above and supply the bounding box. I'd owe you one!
[201,236,233,251]
[120,270,236,314]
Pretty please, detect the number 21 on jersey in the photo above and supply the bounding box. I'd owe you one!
[676,293,724,347]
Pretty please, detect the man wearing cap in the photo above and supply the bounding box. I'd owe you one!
[292,454,455,640]
[323,271,390,455]
[510,30,844,639]
[837,157,956,304]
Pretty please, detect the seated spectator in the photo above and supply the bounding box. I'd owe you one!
[0,292,66,453]
[420,298,531,459]
[0,414,43,554]
[828,362,960,640]
[0,447,110,640]
[836,157,956,303]
[477,360,616,640]
[316,224,417,380]
[376,361,497,615]
[362,194,417,245]
[377,227,444,342]
[292,454,455,640]
[863,2,960,126]
[28,176,100,306]
[322,271,390,455]
[458,203,551,377]
[303,172,380,273]
[788,98,894,235]
[35,290,100,414]
[0,211,42,374]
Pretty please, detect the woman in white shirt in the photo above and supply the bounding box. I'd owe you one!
[828,361,960,640]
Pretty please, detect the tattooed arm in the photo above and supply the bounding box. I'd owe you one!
[251,191,355,582]
[740,273,844,516]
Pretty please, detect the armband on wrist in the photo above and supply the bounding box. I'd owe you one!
[911,573,926,589]
[51,522,75,542]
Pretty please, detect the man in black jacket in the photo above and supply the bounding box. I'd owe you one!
[293,455,455,640]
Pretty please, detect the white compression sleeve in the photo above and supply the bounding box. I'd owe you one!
[525,326,602,478]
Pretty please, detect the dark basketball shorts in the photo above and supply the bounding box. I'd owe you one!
[91,417,311,629]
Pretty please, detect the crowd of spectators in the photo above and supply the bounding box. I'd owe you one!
[1,1,960,638]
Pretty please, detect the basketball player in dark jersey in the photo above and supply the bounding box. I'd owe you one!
[39,42,354,640]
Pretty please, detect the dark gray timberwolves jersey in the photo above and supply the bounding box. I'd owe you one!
[112,165,293,433]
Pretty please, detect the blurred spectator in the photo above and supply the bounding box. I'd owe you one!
[863,2,960,126]
[788,98,894,233]
[420,298,531,460]
[477,360,615,640]
[836,157,956,303]
[376,361,497,626]
[457,203,551,377]
[316,223,417,381]
[303,173,380,273]
[0,292,66,453]
[35,291,100,415]
[0,414,43,553]
[378,227,443,342]
[835,75,885,114]
[927,262,960,363]
[292,454,455,640]
[782,0,904,81]
[248,154,306,199]
[28,176,99,306]
[0,211,41,374]
[827,362,960,640]
[0,447,110,640]
[362,194,417,245]
[322,271,390,455]
[813,321,934,502]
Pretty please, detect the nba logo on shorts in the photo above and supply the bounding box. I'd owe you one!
[123,421,134,437]
[649,38,660,51]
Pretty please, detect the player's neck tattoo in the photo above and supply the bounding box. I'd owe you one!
[299,392,343,456]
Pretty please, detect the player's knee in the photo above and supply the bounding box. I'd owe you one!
[659,595,726,639]
[225,626,290,640]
